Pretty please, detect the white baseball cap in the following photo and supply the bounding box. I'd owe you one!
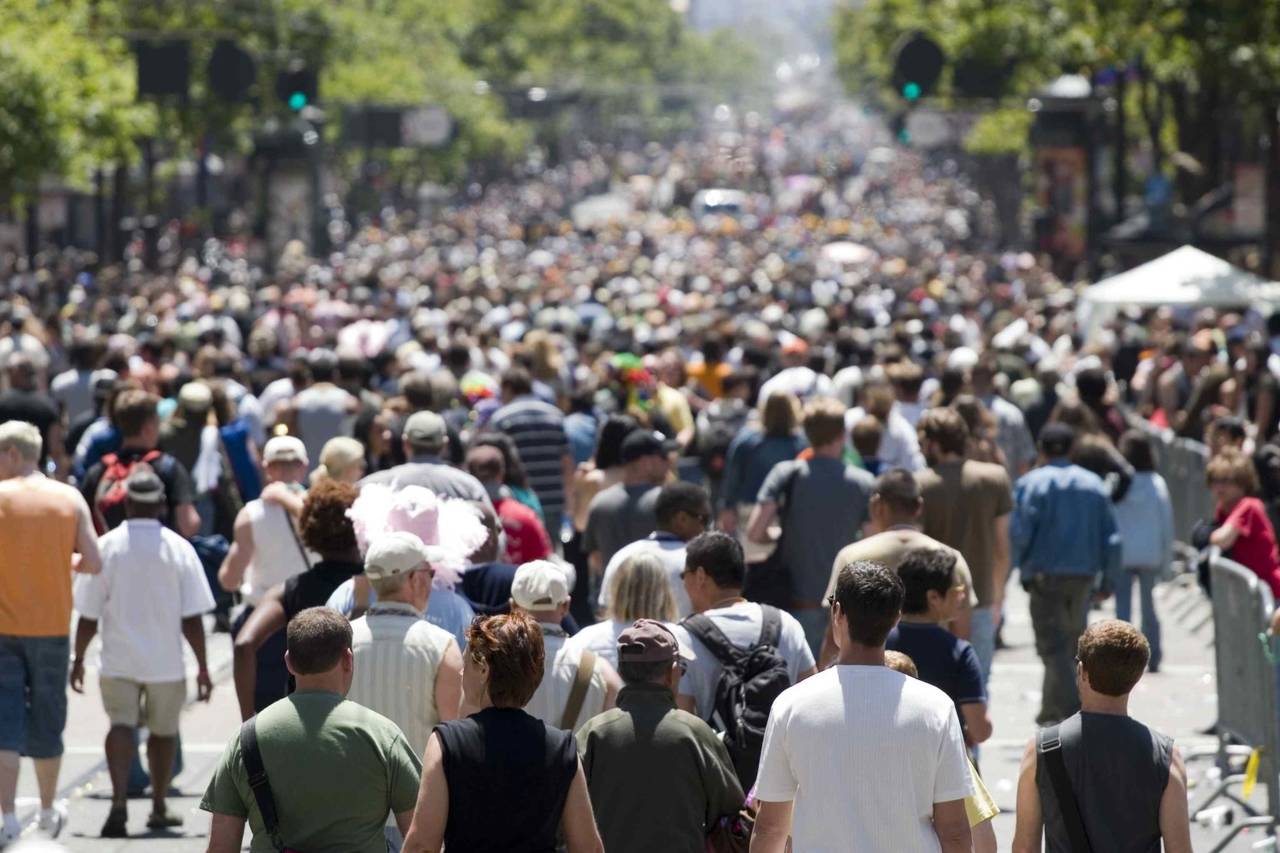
[511,560,571,609]
[364,532,437,582]
[263,435,308,465]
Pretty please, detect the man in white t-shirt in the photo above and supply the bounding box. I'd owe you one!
[674,532,816,722]
[510,560,621,732]
[70,470,215,838]
[598,481,710,618]
[753,560,974,853]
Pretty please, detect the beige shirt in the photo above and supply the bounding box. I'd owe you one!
[348,602,457,759]
[825,527,980,609]
[525,622,610,732]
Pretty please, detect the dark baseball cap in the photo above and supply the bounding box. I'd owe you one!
[617,619,682,665]
[620,430,668,464]
[125,469,167,504]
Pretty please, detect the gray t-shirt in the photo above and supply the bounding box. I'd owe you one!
[674,602,815,721]
[360,458,494,508]
[294,384,356,472]
[759,458,874,603]
[581,483,660,566]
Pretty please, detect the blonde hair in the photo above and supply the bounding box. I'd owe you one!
[310,437,366,486]
[0,420,41,462]
[608,552,678,623]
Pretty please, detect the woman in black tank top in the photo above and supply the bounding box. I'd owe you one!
[401,612,604,853]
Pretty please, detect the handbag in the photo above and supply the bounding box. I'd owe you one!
[741,465,801,609]
[706,801,755,853]
[1037,725,1094,853]
[239,718,308,853]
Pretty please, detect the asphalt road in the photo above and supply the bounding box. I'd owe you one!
[10,576,1269,851]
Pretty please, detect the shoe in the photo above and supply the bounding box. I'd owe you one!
[101,806,128,838]
[146,809,183,830]
[37,802,67,838]
[0,822,21,849]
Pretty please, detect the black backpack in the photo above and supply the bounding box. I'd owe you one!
[681,605,792,790]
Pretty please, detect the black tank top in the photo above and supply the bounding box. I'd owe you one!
[1036,712,1173,853]
[435,707,578,853]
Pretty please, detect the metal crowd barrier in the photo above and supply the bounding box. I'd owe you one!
[1193,556,1279,852]
[1135,421,1213,544]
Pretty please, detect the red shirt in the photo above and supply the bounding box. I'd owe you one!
[1217,497,1280,597]
[496,497,553,564]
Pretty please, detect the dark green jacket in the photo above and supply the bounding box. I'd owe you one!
[576,683,745,853]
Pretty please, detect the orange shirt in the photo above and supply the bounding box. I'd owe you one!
[0,476,81,636]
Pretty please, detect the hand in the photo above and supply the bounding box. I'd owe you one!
[70,660,85,694]
[260,482,290,506]
[196,669,213,702]
[1092,590,1112,605]
[717,509,737,534]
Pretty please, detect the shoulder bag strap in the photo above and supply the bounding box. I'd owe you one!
[239,718,286,853]
[560,648,597,730]
[1038,725,1094,853]
[280,502,311,572]
[757,604,783,648]
[681,613,743,667]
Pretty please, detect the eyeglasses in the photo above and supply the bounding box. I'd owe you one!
[676,658,689,675]
[825,594,837,609]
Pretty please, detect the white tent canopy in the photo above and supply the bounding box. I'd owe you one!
[1082,245,1277,308]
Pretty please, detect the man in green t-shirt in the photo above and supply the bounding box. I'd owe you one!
[202,607,422,853]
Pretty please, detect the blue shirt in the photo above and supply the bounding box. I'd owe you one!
[1011,460,1121,579]
[564,411,600,466]
[721,430,807,508]
[886,622,986,707]
[325,581,475,649]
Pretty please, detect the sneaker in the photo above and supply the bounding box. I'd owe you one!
[0,823,21,849]
[101,805,128,838]
[146,809,183,830]
[37,802,67,838]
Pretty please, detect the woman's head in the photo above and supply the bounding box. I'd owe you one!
[471,432,529,488]
[608,552,678,623]
[761,392,801,438]
[300,478,360,558]
[1047,398,1100,435]
[311,437,367,485]
[593,414,639,470]
[463,612,546,709]
[1207,449,1258,507]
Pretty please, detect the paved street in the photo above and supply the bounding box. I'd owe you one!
[9,577,1268,851]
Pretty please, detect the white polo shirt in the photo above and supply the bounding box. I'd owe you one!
[597,531,692,617]
[74,519,215,683]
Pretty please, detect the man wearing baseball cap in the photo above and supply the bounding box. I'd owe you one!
[511,560,620,732]
[347,532,463,851]
[360,410,492,507]
[575,620,743,853]
[582,430,672,578]
[218,434,313,714]
[72,469,215,837]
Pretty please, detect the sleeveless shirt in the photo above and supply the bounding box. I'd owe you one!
[1036,711,1173,853]
[435,707,577,852]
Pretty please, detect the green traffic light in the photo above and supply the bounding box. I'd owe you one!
[903,82,922,101]
[288,92,307,110]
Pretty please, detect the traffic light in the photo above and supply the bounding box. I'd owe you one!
[134,40,191,98]
[891,33,944,103]
[275,63,318,111]
[208,40,256,103]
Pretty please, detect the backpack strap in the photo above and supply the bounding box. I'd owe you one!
[757,604,783,648]
[560,648,597,730]
[681,613,744,668]
[239,718,286,853]
[1037,725,1094,853]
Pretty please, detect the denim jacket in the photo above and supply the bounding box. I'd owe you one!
[1011,461,1122,581]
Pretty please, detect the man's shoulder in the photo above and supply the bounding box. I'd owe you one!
[963,458,1011,485]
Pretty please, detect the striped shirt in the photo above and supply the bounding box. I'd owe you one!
[348,602,457,759]
[488,396,570,518]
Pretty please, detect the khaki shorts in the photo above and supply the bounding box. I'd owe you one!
[100,677,185,736]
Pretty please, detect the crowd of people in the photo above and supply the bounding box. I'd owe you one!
[1,112,1272,851]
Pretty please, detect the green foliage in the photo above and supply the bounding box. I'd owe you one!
[963,108,1032,156]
